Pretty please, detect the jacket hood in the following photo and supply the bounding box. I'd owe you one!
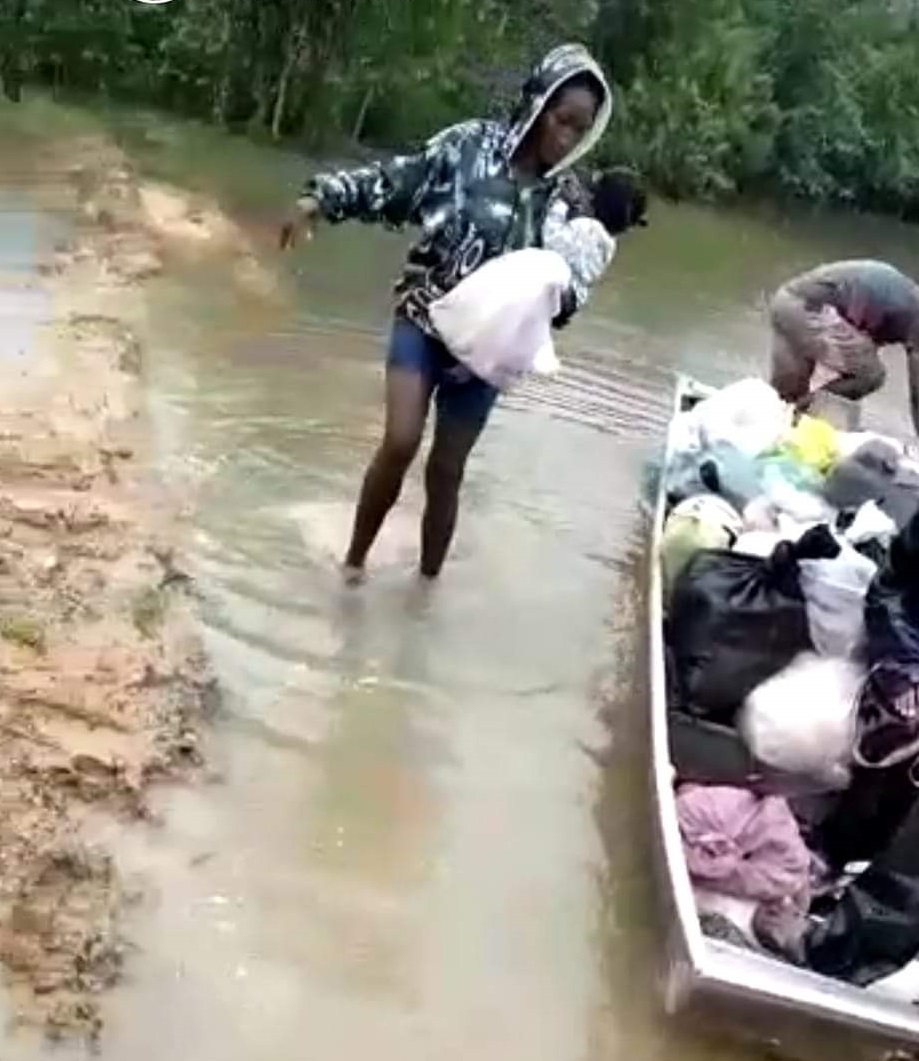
[505,43,613,179]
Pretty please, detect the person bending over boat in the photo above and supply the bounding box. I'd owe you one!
[768,259,919,434]
[279,44,612,582]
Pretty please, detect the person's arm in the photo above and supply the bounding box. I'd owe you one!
[553,287,578,331]
[543,192,585,331]
[280,121,480,249]
[545,209,615,329]
[279,195,321,249]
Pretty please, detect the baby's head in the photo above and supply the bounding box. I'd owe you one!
[588,168,648,236]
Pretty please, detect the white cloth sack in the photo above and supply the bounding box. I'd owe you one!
[429,248,570,392]
[740,653,864,789]
[799,544,877,658]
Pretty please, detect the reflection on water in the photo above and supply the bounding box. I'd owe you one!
[0,187,60,365]
[5,146,919,1058]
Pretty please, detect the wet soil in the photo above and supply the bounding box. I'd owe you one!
[0,132,256,1044]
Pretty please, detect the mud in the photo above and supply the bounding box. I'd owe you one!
[0,133,241,1043]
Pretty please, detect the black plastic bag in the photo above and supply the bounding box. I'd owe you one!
[850,509,919,773]
[667,526,838,725]
[806,793,919,985]
[668,710,760,788]
[812,760,919,872]
[807,508,919,984]
[864,506,919,665]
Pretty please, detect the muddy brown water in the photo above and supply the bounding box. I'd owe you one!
[5,157,919,1058]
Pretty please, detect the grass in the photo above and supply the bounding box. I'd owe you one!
[0,613,47,653]
[107,109,307,215]
[0,93,105,143]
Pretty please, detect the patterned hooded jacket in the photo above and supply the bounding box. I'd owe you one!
[303,44,612,334]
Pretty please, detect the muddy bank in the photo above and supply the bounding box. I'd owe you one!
[0,133,254,1043]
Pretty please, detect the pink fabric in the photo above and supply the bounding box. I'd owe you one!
[677,784,810,903]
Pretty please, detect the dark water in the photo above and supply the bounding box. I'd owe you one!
[4,140,919,1058]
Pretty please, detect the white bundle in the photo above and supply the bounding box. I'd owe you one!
[741,653,864,789]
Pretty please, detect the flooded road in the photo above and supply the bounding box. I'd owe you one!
[5,131,919,1058]
[100,242,672,1060]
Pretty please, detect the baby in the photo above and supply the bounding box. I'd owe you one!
[430,168,648,390]
[545,167,648,323]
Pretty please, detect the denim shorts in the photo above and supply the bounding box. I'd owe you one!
[387,316,499,427]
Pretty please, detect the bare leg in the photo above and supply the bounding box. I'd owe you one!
[344,366,432,577]
[823,357,885,401]
[769,326,814,406]
[420,413,487,580]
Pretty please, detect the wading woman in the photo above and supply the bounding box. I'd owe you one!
[281,44,613,581]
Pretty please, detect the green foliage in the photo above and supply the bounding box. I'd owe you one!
[2,0,919,214]
[0,0,561,145]
[603,0,778,199]
[600,0,919,214]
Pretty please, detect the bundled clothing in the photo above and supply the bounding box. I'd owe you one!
[677,784,814,955]
[427,216,616,392]
[678,785,811,901]
[542,213,617,307]
[428,247,570,392]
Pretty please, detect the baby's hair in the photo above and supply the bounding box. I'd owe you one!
[590,167,648,236]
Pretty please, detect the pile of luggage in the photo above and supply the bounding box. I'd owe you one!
[662,378,919,987]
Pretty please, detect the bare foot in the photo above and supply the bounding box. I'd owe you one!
[341,563,366,587]
[405,572,437,617]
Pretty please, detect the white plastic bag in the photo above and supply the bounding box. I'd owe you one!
[733,530,783,557]
[759,462,833,523]
[734,515,827,558]
[669,411,700,456]
[743,496,781,532]
[740,653,864,788]
[799,544,877,658]
[842,500,897,548]
[429,248,569,391]
[688,379,791,458]
[835,431,905,462]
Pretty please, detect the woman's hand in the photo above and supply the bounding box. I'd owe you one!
[551,285,578,330]
[279,196,321,250]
